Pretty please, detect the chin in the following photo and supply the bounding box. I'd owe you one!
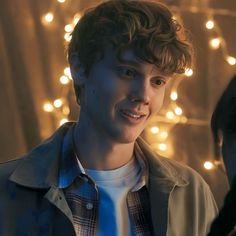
[113,133,140,144]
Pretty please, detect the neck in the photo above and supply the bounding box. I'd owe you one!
[73,120,135,170]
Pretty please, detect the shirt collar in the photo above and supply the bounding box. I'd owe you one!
[58,125,148,190]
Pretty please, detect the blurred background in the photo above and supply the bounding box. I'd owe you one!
[0,0,236,207]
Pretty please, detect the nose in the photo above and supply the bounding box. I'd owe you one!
[128,80,150,105]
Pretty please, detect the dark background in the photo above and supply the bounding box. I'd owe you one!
[1,0,236,207]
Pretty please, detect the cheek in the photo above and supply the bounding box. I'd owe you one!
[151,89,165,112]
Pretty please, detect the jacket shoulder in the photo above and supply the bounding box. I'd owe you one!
[0,158,23,181]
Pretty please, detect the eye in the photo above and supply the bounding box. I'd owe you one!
[117,66,136,79]
[152,77,166,88]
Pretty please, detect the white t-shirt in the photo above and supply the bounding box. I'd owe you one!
[85,158,141,236]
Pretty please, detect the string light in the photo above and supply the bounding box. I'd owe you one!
[205,20,215,30]
[210,38,221,49]
[64,24,73,33]
[226,56,236,65]
[53,99,63,108]
[64,32,72,42]
[62,106,70,116]
[44,13,54,23]
[60,118,69,126]
[60,75,70,84]
[174,107,183,116]
[159,131,168,140]
[64,67,72,78]
[170,91,178,101]
[166,111,175,120]
[73,13,81,25]
[203,161,214,170]
[158,143,167,151]
[185,68,193,77]
[151,126,159,134]
[43,102,54,112]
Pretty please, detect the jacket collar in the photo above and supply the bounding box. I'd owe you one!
[10,122,188,189]
[135,138,188,189]
[9,122,75,188]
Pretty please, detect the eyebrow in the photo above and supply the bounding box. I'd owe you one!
[116,59,171,79]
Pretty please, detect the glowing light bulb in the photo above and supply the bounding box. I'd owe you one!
[73,13,81,25]
[60,75,70,84]
[62,106,70,115]
[205,20,214,30]
[64,67,71,78]
[227,56,236,65]
[151,126,159,134]
[43,102,54,112]
[170,91,178,101]
[160,131,168,139]
[44,13,54,23]
[60,118,69,126]
[185,68,193,77]
[166,111,175,120]
[64,32,72,42]
[64,24,73,33]
[210,38,221,49]
[175,107,183,116]
[57,0,66,3]
[158,143,167,151]
[54,99,63,108]
[203,161,214,170]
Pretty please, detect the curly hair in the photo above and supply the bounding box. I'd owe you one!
[67,0,194,104]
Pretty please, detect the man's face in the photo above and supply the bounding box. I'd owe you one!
[77,48,170,143]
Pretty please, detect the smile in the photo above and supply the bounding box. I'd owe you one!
[119,109,146,123]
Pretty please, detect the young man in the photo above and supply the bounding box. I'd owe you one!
[0,1,217,235]
[208,76,236,236]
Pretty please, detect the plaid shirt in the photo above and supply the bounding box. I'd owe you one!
[58,126,154,236]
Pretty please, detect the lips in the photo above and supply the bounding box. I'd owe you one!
[119,109,147,123]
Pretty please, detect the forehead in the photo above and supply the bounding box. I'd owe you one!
[101,47,171,77]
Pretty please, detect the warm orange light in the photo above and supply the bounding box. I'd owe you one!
[204,161,214,170]
[64,67,71,77]
[166,111,175,120]
[64,32,72,42]
[185,68,193,77]
[64,24,73,33]
[60,118,69,126]
[174,107,183,116]
[73,13,81,25]
[227,56,236,65]
[158,143,167,151]
[151,126,159,134]
[43,102,54,112]
[62,106,70,116]
[205,20,214,29]
[210,38,221,49]
[160,131,168,140]
[44,13,54,23]
[170,91,178,101]
[60,75,70,84]
[54,99,63,108]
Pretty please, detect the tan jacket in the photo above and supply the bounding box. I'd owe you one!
[0,123,217,236]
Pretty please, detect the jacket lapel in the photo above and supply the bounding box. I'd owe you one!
[136,138,188,236]
[9,123,76,227]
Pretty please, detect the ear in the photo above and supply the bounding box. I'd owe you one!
[69,52,86,86]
